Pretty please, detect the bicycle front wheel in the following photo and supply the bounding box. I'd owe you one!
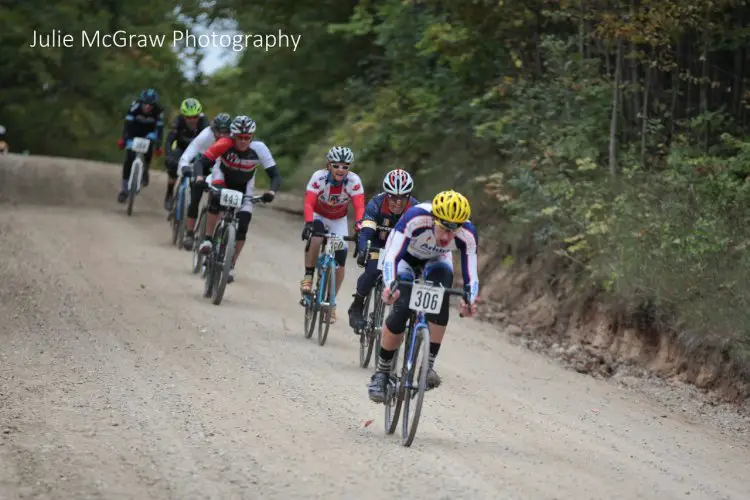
[127,158,140,216]
[212,222,236,306]
[401,326,431,447]
[359,288,374,368]
[192,207,207,274]
[317,262,336,346]
[176,183,190,249]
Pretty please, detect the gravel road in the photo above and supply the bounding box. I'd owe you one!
[0,156,748,499]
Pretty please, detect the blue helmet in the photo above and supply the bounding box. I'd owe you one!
[139,88,159,104]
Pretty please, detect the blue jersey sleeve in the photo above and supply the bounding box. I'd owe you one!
[358,195,382,251]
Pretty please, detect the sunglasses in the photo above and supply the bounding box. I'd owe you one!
[434,218,463,232]
[234,134,253,141]
[185,115,199,120]
[386,194,408,202]
[330,163,350,170]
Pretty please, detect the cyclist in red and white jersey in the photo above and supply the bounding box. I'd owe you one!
[300,146,365,323]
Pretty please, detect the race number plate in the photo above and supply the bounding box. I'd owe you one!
[130,137,150,154]
[219,188,244,208]
[328,237,346,252]
[408,282,444,314]
[376,251,385,270]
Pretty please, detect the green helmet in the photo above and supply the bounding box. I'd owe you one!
[180,97,202,117]
[211,112,232,134]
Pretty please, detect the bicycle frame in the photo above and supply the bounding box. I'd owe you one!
[175,174,192,221]
[128,153,144,193]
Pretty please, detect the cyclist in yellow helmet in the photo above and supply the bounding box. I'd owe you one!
[367,189,480,403]
[163,97,209,211]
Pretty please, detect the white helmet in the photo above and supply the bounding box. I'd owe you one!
[326,146,354,164]
[230,115,256,136]
[383,169,414,195]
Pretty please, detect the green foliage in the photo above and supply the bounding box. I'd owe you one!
[7,0,750,359]
[0,1,190,162]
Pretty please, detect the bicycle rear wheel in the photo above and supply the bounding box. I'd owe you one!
[401,326,431,447]
[212,222,236,306]
[317,262,336,346]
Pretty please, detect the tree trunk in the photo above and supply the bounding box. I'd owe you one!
[610,38,623,178]
[641,64,652,166]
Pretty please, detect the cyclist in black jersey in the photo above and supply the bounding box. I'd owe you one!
[163,98,209,210]
[116,88,164,203]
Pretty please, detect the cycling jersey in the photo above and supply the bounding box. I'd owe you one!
[122,101,164,144]
[303,169,365,222]
[166,114,209,153]
[358,192,419,251]
[380,202,479,303]
[197,137,276,185]
[178,127,218,171]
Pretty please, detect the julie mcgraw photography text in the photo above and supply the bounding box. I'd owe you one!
[29,29,301,52]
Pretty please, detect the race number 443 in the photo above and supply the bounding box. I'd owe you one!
[408,283,444,314]
[219,188,243,208]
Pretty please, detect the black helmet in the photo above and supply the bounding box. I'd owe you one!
[211,113,232,134]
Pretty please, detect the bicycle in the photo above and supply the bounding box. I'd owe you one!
[124,137,151,216]
[202,185,264,305]
[383,277,467,447]
[355,227,392,369]
[168,167,193,247]
[300,230,357,346]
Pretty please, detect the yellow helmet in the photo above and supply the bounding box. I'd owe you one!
[431,190,471,226]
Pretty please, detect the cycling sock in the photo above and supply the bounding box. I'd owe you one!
[304,266,314,276]
[376,348,395,373]
[429,342,441,369]
[165,184,173,198]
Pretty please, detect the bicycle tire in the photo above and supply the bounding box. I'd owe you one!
[401,326,430,446]
[384,341,404,435]
[170,200,180,246]
[203,220,222,298]
[192,207,207,274]
[176,181,190,249]
[304,267,321,339]
[127,157,140,216]
[317,261,335,346]
[212,221,236,306]
[359,289,374,368]
[370,280,386,373]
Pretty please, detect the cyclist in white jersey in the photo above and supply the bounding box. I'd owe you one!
[180,113,232,250]
[367,190,480,403]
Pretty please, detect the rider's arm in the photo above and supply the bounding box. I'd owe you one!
[122,101,138,140]
[253,141,282,192]
[303,172,323,223]
[179,127,212,171]
[358,197,381,251]
[165,116,180,155]
[345,172,366,220]
[264,166,282,192]
[454,222,480,303]
[196,137,232,182]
